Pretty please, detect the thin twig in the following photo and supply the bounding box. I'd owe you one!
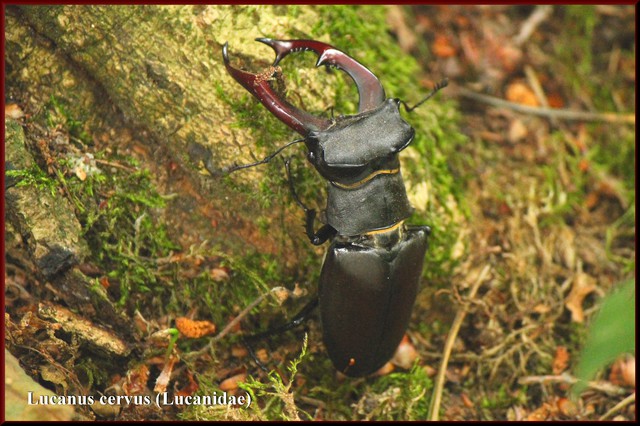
[186,286,288,359]
[518,372,628,396]
[457,86,635,124]
[600,392,635,420]
[513,5,554,46]
[428,265,491,421]
[211,286,288,343]
[94,158,137,172]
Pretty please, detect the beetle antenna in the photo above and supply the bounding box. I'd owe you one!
[283,156,311,212]
[222,137,306,174]
[400,78,449,113]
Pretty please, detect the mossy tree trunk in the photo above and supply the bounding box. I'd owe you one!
[7,5,462,261]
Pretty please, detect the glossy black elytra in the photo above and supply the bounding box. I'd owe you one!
[222,38,446,377]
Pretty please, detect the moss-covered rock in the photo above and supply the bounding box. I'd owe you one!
[5,119,89,277]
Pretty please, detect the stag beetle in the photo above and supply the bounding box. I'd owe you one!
[222,38,446,377]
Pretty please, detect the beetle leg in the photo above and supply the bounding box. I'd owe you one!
[242,295,319,372]
[245,296,319,342]
[223,42,331,135]
[284,158,337,245]
[257,38,386,113]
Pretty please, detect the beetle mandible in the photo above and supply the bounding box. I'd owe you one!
[222,38,446,377]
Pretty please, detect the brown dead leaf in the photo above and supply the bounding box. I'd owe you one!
[610,354,635,388]
[122,364,150,396]
[525,402,552,421]
[74,165,87,181]
[255,348,269,364]
[391,335,419,369]
[459,31,480,67]
[532,303,551,315]
[552,346,570,374]
[578,158,590,172]
[461,393,474,408]
[5,103,25,119]
[547,92,565,108]
[374,362,395,376]
[219,373,246,392]
[175,371,199,398]
[506,81,539,107]
[210,267,229,282]
[508,118,528,143]
[585,191,600,210]
[565,272,598,323]
[231,344,248,358]
[175,317,216,338]
[433,34,457,58]
[556,397,577,417]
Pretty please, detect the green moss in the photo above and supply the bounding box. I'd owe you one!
[5,163,58,197]
[46,95,92,146]
[183,335,311,421]
[480,383,527,412]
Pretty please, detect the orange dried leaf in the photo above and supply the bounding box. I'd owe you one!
[219,373,246,392]
[584,192,600,210]
[432,34,457,58]
[231,344,248,358]
[175,317,216,338]
[210,267,229,282]
[610,355,635,388]
[526,403,552,421]
[374,362,395,376]
[461,393,474,408]
[255,348,269,364]
[99,276,110,289]
[505,82,539,107]
[565,272,598,323]
[533,303,551,314]
[391,335,419,369]
[621,356,635,388]
[556,397,577,417]
[5,103,25,119]
[547,92,565,108]
[552,346,570,374]
[578,158,590,172]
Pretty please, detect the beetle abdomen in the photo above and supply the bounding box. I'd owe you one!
[318,226,429,377]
